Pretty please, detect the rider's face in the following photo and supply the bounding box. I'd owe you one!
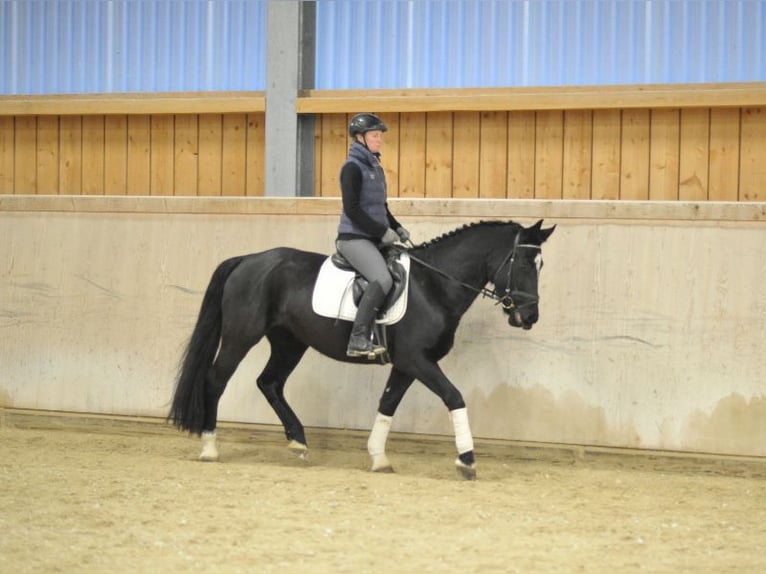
[361,130,384,153]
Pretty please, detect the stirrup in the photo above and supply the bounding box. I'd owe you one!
[346,343,386,359]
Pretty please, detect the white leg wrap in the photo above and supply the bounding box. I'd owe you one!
[199,431,219,462]
[450,407,474,455]
[367,412,393,471]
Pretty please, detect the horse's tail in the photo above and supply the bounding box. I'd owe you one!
[168,256,245,435]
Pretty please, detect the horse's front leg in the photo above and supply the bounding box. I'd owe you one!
[405,356,477,480]
[368,368,415,472]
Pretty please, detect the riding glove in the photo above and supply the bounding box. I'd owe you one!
[381,228,400,245]
[396,226,411,243]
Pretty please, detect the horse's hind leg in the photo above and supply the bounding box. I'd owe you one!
[368,367,414,473]
[199,339,254,461]
[257,330,309,456]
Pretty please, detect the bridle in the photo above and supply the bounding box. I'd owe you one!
[393,233,542,312]
[493,234,542,312]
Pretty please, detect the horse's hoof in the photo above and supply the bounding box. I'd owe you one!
[199,431,219,462]
[288,440,309,459]
[370,453,393,473]
[455,458,477,480]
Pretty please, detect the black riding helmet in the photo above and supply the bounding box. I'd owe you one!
[348,113,388,137]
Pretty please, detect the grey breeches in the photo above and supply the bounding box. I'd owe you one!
[335,238,393,294]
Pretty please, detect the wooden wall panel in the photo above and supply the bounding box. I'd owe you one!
[174,114,198,196]
[59,116,81,194]
[507,111,536,199]
[198,114,222,196]
[245,113,264,196]
[150,115,174,196]
[739,107,765,202]
[591,110,621,200]
[222,113,246,196]
[649,109,680,200]
[562,110,592,200]
[398,112,426,198]
[452,112,480,198]
[0,117,13,193]
[535,111,563,199]
[479,111,508,198]
[708,108,740,202]
[425,111,453,198]
[82,116,105,195]
[678,109,710,201]
[319,113,347,197]
[36,116,59,195]
[104,115,127,195]
[15,116,37,194]
[620,109,650,200]
[378,112,400,198]
[0,98,760,202]
[127,115,150,196]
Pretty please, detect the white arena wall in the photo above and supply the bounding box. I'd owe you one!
[1,196,765,457]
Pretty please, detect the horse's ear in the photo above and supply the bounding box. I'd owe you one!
[539,224,556,243]
[531,219,544,231]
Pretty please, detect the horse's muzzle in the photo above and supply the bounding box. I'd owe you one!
[507,307,538,330]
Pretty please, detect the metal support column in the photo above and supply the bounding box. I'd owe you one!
[265,1,315,197]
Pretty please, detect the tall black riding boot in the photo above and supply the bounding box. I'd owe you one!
[347,281,387,358]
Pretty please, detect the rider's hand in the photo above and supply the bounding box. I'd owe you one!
[381,228,399,245]
[396,226,411,243]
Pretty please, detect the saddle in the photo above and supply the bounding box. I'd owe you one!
[311,247,411,325]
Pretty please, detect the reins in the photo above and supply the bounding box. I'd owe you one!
[391,235,542,311]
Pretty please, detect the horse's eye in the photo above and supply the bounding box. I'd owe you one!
[535,253,543,272]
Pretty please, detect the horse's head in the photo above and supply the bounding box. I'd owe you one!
[492,219,556,330]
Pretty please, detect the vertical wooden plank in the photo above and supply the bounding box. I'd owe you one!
[562,110,592,200]
[739,107,765,201]
[15,116,37,194]
[127,115,150,195]
[36,116,59,194]
[678,108,710,201]
[534,110,563,199]
[59,115,82,195]
[312,115,322,196]
[82,115,105,195]
[479,111,508,198]
[425,111,453,198]
[245,112,264,196]
[318,113,347,197]
[174,114,198,196]
[708,108,740,201]
[0,117,14,193]
[378,112,400,198]
[507,111,536,199]
[398,112,426,198]
[150,114,174,196]
[620,109,650,200]
[452,111,480,198]
[591,109,621,200]
[104,115,127,195]
[221,113,247,196]
[649,109,680,200]
[198,114,222,196]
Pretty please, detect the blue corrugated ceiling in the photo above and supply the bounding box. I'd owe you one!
[0,0,763,95]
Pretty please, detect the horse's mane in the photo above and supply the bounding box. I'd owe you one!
[412,220,520,252]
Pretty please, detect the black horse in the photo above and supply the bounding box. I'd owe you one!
[169,219,555,479]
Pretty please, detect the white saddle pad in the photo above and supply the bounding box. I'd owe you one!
[311,253,410,325]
